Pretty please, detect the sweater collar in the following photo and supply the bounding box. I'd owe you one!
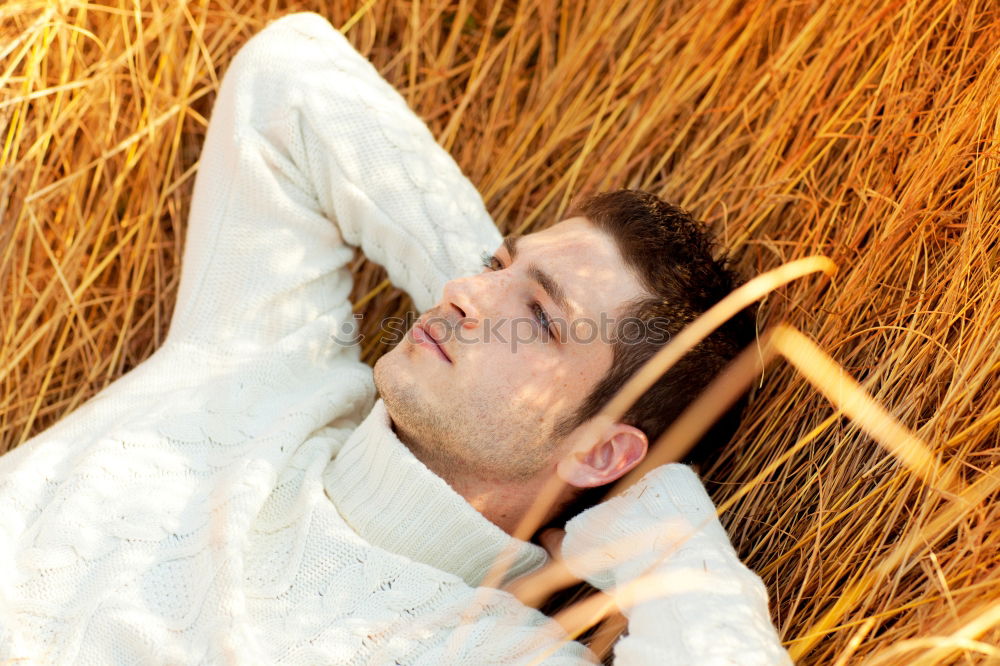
[323,399,548,588]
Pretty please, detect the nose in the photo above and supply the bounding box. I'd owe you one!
[441,273,491,328]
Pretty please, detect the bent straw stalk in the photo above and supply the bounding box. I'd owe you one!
[475,257,835,617]
[531,320,976,655]
[468,257,838,661]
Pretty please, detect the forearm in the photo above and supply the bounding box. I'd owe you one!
[611,536,790,665]
[248,13,501,308]
[171,13,500,346]
[562,465,790,665]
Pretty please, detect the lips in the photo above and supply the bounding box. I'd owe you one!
[413,322,452,363]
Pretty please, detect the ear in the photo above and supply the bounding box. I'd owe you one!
[555,423,648,489]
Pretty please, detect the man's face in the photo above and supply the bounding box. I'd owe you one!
[373,217,645,484]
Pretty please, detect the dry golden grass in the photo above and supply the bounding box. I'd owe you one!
[3,0,999,663]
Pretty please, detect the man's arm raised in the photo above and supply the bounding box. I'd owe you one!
[559,464,792,665]
[168,13,501,350]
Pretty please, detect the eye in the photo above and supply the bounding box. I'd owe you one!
[480,251,556,341]
[532,301,553,334]
[480,251,503,271]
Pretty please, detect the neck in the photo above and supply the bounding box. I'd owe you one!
[444,473,551,535]
[324,399,551,587]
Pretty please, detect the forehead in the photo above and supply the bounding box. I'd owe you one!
[515,217,645,320]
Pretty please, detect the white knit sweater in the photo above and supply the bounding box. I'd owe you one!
[0,13,789,665]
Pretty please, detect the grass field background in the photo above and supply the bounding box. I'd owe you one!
[2,1,998,662]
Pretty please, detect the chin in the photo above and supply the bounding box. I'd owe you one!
[372,353,396,398]
[374,352,419,414]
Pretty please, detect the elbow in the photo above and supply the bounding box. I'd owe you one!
[225,12,348,91]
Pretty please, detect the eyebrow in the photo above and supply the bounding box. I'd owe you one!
[501,235,573,319]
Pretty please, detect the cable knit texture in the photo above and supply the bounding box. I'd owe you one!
[0,12,788,665]
[562,465,791,665]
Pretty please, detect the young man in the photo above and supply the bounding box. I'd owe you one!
[0,13,789,664]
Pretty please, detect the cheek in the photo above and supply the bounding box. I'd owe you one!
[562,347,611,394]
[467,346,548,402]
[511,351,594,415]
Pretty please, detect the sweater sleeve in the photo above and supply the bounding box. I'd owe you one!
[168,12,502,350]
[561,465,791,665]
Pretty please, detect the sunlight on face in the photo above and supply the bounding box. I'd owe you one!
[374,217,645,485]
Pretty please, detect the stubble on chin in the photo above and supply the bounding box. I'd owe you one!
[374,353,454,465]
[373,351,557,485]
[374,353,504,487]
